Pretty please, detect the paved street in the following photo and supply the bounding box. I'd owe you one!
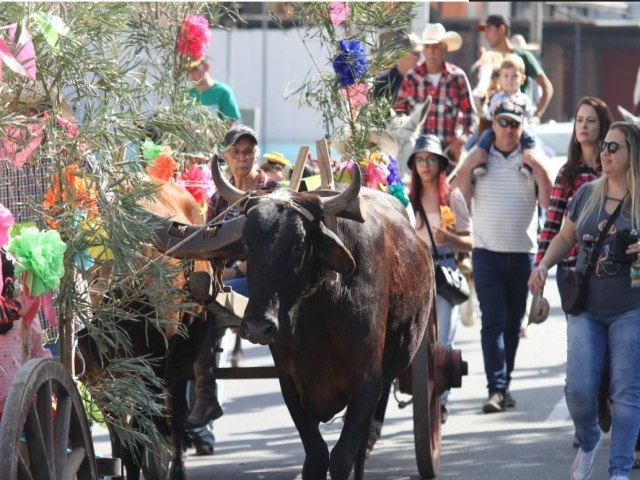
[92,266,638,479]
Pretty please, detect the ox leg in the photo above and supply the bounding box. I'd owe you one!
[274,370,329,478]
[329,380,380,480]
[168,379,189,480]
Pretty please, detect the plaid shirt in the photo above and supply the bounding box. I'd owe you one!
[394,61,476,145]
[535,162,600,269]
[207,169,278,222]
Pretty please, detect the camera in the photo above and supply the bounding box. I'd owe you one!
[613,229,639,263]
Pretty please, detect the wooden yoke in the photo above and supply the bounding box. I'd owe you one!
[315,139,339,286]
[289,146,310,192]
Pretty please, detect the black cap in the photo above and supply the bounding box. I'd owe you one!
[477,14,510,33]
[223,124,258,148]
[493,100,524,122]
[408,134,448,168]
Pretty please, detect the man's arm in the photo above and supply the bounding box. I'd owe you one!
[523,149,553,209]
[533,72,554,119]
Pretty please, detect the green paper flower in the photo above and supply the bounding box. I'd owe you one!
[7,226,67,296]
[141,139,162,162]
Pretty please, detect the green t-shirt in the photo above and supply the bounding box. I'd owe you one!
[511,47,545,102]
[189,81,241,121]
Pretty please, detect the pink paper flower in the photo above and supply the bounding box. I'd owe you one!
[0,116,47,170]
[329,2,350,28]
[177,14,210,62]
[342,82,370,118]
[8,22,36,80]
[0,203,15,248]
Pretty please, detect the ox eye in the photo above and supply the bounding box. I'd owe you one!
[291,244,305,269]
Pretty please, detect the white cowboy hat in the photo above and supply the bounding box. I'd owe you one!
[408,23,462,53]
[510,34,540,52]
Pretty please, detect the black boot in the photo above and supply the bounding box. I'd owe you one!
[185,339,223,429]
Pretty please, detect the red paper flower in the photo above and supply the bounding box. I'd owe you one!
[177,14,210,62]
[179,163,208,204]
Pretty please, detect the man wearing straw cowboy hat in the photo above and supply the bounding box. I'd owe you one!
[394,23,477,165]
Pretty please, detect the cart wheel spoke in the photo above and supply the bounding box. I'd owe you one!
[0,359,98,480]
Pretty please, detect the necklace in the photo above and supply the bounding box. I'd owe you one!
[605,195,624,202]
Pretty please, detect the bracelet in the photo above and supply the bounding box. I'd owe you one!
[232,264,243,278]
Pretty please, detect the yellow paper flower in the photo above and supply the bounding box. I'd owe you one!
[440,205,456,232]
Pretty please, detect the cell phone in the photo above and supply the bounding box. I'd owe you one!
[613,229,638,263]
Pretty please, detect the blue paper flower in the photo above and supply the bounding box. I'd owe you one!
[332,39,368,87]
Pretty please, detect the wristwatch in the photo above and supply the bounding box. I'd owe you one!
[232,263,243,278]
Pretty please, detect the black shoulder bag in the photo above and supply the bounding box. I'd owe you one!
[422,209,470,306]
[560,199,624,315]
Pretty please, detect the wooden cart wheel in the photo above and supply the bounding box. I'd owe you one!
[412,320,441,479]
[0,357,99,480]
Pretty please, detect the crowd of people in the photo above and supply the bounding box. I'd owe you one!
[2,9,640,480]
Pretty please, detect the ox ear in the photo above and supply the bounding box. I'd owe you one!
[311,222,356,276]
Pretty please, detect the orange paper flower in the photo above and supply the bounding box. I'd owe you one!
[146,146,177,182]
[440,205,456,232]
[43,164,98,227]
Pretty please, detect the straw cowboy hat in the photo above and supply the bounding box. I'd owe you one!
[0,82,75,120]
[408,23,462,52]
[510,34,540,52]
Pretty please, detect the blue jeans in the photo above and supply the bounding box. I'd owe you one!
[435,253,460,405]
[472,248,533,393]
[566,308,640,477]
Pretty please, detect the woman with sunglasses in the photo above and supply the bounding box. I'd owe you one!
[535,97,613,445]
[408,134,473,424]
[529,122,640,480]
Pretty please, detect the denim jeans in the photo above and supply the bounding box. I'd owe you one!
[472,248,533,393]
[435,253,460,405]
[565,308,640,477]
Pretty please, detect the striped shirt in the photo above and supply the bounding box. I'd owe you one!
[472,146,540,253]
[394,61,476,145]
[534,161,599,268]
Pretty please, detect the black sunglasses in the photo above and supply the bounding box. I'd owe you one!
[497,118,521,129]
[599,140,628,154]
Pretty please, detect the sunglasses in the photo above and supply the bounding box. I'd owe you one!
[497,118,521,129]
[415,155,441,166]
[599,140,628,154]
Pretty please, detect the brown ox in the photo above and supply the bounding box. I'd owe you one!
[206,165,433,480]
[78,178,213,480]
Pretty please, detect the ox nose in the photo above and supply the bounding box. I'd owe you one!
[240,316,278,345]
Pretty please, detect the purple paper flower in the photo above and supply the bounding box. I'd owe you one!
[332,39,368,87]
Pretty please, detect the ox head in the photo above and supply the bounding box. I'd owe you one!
[212,159,361,345]
[385,97,431,182]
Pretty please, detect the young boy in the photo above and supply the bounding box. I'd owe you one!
[472,54,537,179]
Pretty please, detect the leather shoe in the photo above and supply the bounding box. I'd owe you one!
[482,392,505,413]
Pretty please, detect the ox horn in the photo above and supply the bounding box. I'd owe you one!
[211,153,245,206]
[320,162,361,215]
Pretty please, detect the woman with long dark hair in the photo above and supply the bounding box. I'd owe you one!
[408,134,473,423]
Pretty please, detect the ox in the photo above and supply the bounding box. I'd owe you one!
[211,163,434,480]
[78,178,216,480]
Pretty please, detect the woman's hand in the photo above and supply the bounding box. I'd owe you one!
[528,264,548,295]
[431,226,450,245]
[625,238,640,262]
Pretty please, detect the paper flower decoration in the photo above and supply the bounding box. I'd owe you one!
[178,162,208,204]
[440,205,456,232]
[0,21,36,80]
[8,226,67,297]
[146,146,177,182]
[342,82,370,119]
[177,14,210,64]
[31,11,69,50]
[0,203,15,248]
[141,139,162,162]
[333,39,368,87]
[0,114,47,169]
[328,2,350,28]
[43,164,98,225]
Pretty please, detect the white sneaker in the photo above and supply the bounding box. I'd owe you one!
[570,437,601,480]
